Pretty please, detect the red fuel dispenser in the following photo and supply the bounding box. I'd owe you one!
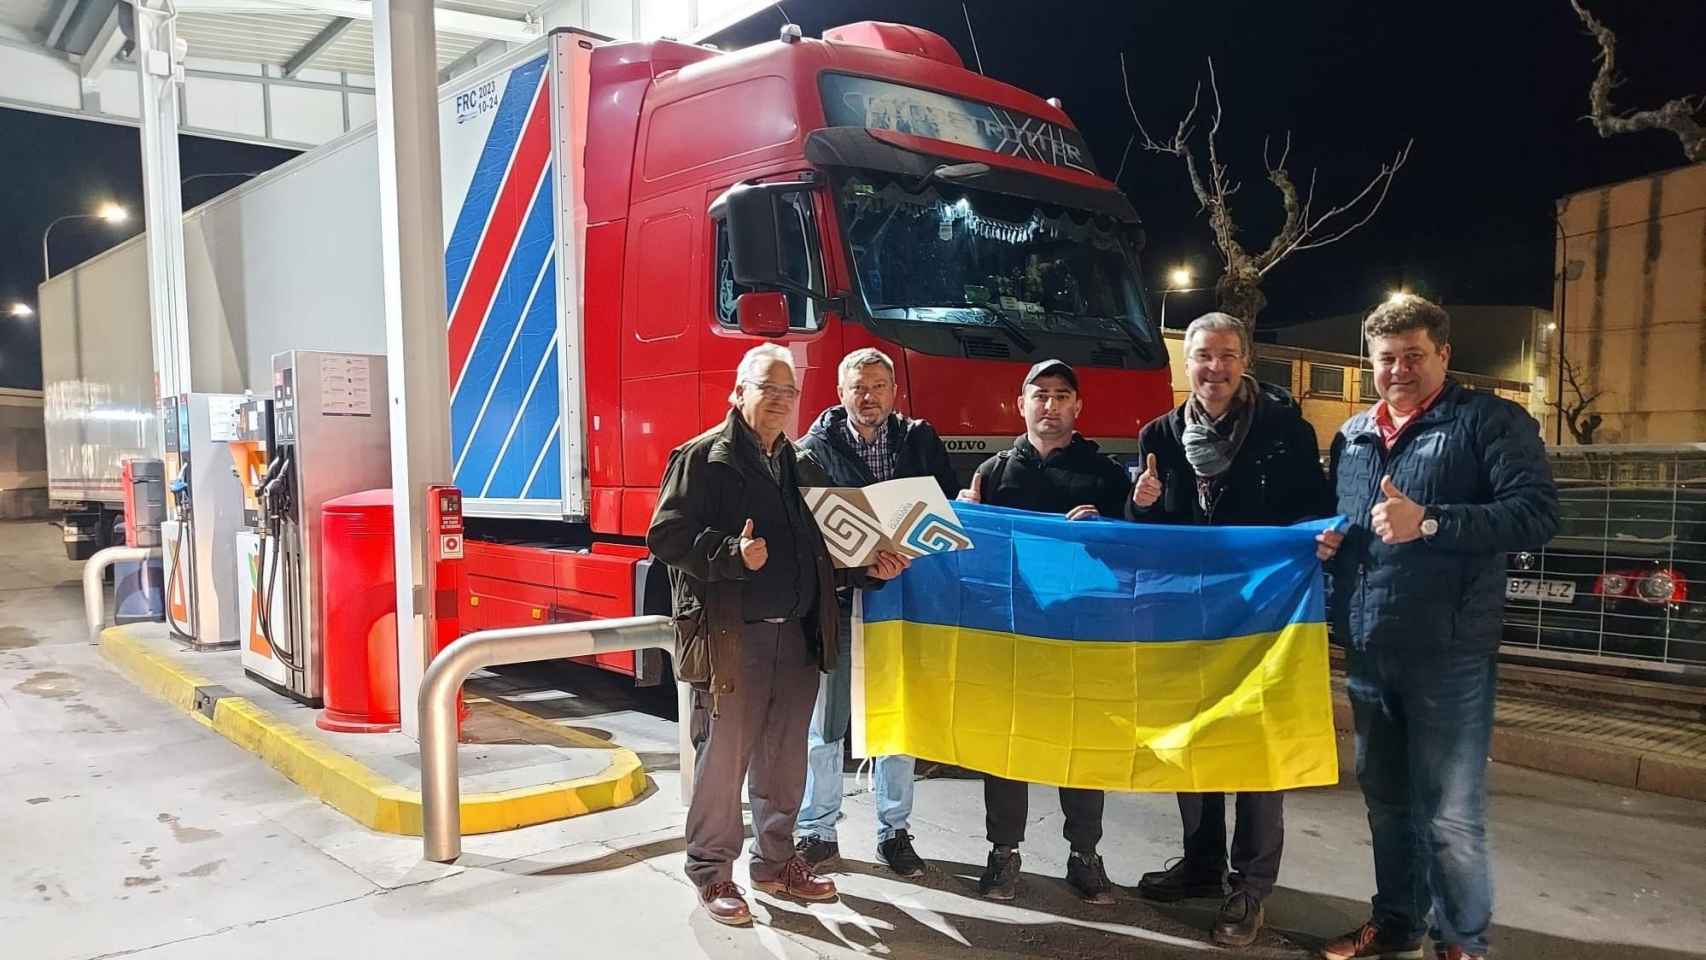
[316,487,467,734]
[317,490,399,733]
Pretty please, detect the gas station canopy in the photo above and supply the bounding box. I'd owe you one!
[0,0,779,149]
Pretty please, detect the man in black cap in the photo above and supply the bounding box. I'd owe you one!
[957,358,1133,904]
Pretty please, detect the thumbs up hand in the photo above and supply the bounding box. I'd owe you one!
[958,471,984,504]
[1371,475,1426,544]
[738,518,769,570]
[1131,452,1162,509]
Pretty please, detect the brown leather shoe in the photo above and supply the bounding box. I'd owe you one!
[1320,920,1424,959]
[699,880,752,927]
[752,856,838,902]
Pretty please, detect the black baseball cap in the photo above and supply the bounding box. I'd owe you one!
[1023,358,1079,391]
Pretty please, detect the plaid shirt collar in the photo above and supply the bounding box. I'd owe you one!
[844,415,897,482]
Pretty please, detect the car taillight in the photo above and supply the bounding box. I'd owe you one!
[1636,569,1686,605]
[1596,567,1686,605]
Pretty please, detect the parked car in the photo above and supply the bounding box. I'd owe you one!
[1502,447,1706,672]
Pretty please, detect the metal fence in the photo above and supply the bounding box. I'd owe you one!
[1502,444,1706,675]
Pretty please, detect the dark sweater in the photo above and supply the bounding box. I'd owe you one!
[729,419,819,622]
[1129,382,1333,527]
[971,434,1132,518]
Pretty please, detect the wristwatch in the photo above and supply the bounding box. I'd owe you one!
[1420,509,1440,540]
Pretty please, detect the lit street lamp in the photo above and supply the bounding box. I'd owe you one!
[1159,266,1210,330]
[9,303,33,319]
[42,203,128,281]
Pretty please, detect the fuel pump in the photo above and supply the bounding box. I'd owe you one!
[241,351,390,706]
[157,392,246,650]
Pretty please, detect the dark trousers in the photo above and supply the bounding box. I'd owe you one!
[684,620,820,889]
[1178,790,1285,899]
[1348,647,1498,956]
[984,775,1104,853]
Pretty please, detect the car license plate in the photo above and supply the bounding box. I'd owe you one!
[1506,577,1576,602]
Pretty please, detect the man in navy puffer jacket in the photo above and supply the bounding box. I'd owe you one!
[1317,295,1558,960]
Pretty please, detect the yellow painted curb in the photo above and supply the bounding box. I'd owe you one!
[99,626,650,837]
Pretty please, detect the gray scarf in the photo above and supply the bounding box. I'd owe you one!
[1182,376,1258,511]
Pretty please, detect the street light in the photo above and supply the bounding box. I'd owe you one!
[1159,267,1210,330]
[42,203,129,281]
[8,303,33,319]
[1386,289,1409,303]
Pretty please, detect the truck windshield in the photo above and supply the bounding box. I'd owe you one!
[836,172,1159,357]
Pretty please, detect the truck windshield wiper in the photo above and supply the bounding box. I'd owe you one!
[1083,313,1157,363]
[958,304,1035,355]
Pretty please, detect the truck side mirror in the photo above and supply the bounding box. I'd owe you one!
[709,181,814,294]
[736,292,789,338]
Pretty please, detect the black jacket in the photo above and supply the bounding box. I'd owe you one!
[796,406,959,497]
[972,434,1132,518]
[1327,380,1559,655]
[1129,382,1334,527]
[647,410,868,696]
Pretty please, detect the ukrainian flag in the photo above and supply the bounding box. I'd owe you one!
[852,502,1341,793]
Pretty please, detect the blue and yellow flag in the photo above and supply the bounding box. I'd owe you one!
[853,503,1341,793]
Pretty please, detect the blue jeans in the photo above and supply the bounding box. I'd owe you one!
[796,606,916,844]
[1347,647,1498,956]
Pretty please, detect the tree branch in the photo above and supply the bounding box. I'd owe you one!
[1268,140,1413,266]
[1571,0,1706,162]
[1552,353,1606,443]
[1119,51,1410,320]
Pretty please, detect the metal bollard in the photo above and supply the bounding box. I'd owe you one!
[83,545,162,642]
[419,615,689,863]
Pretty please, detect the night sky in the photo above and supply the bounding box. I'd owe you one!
[2,0,1702,388]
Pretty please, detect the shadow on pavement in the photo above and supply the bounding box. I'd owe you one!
[523,842,1706,960]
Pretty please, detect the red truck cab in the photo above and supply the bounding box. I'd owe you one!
[463,22,1173,682]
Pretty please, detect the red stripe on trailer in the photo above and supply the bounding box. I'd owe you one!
[446,80,554,391]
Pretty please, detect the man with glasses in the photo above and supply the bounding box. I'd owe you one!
[792,347,958,879]
[1316,296,1558,960]
[648,343,908,928]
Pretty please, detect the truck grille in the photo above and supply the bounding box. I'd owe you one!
[1090,347,1127,367]
[960,336,1011,360]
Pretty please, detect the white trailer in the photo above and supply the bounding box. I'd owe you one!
[38,124,388,557]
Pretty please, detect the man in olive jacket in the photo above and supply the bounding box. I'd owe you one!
[646,344,907,929]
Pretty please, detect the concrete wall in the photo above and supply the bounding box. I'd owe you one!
[0,389,47,520]
[1544,162,1706,445]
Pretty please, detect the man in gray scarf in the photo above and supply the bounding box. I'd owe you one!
[1180,363,1260,515]
[1128,311,1334,947]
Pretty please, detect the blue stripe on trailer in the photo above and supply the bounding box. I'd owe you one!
[449,171,555,462]
[453,258,557,494]
[524,425,563,501]
[443,54,548,313]
[484,344,561,499]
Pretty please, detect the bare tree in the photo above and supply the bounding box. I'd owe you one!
[1570,0,1705,163]
[1553,354,1605,445]
[1120,54,1412,328]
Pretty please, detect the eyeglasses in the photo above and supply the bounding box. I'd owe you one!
[744,380,799,401]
